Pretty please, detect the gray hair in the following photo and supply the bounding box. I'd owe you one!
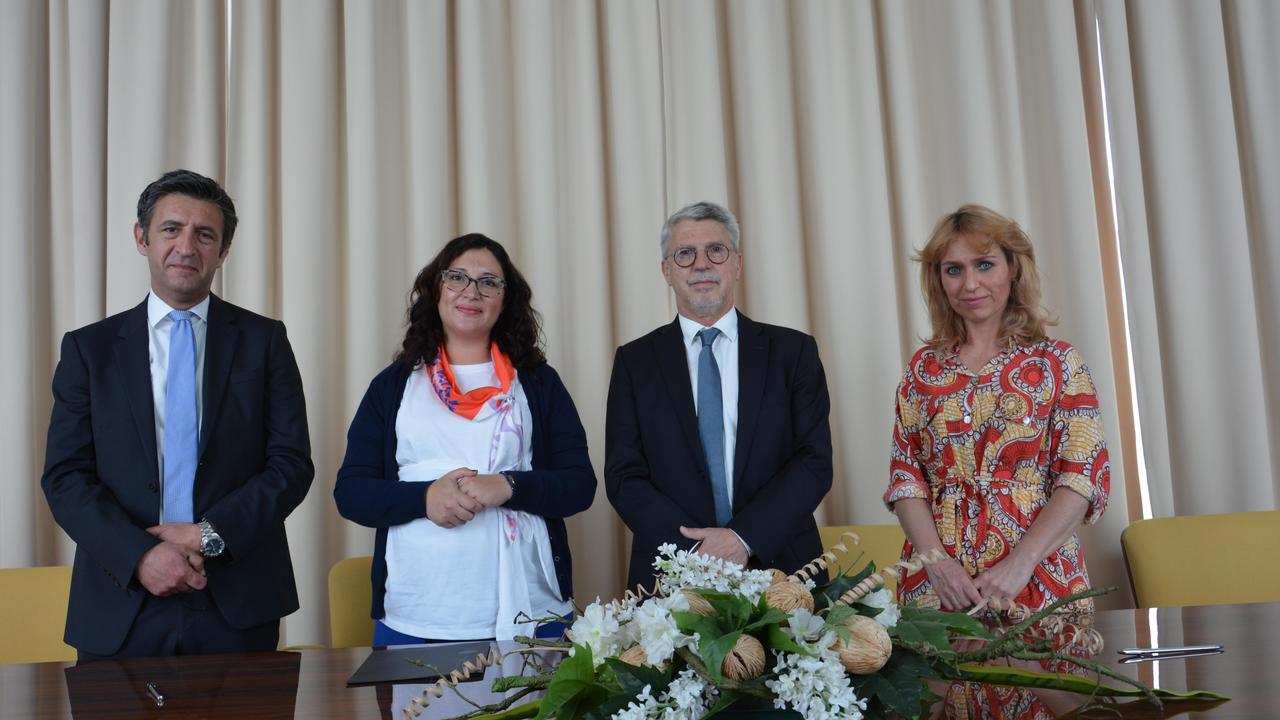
[659,201,741,258]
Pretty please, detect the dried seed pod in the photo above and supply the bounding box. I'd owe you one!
[682,590,716,617]
[832,614,892,674]
[768,568,790,585]
[721,634,766,680]
[618,644,650,667]
[764,580,815,613]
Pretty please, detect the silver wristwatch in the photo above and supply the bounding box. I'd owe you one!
[199,519,225,558]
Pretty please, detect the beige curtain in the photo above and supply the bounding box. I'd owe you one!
[10,0,1272,646]
[1090,0,1280,515]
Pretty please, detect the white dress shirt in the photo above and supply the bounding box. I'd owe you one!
[147,291,210,522]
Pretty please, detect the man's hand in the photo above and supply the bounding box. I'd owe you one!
[136,542,206,596]
[679,526,749,566]
[458,474,513,508]
[426,468,484,528]
[146,522,201,554]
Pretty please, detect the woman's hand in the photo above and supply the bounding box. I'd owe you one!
[973,554,1036,607]
[425,468,483,528]
[457,474,514,508]
[926,556,985,611]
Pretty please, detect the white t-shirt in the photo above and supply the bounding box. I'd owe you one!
[382,361,569,639]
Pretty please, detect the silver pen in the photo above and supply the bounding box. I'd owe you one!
[145,681,166,707]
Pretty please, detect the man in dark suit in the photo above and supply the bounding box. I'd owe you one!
[42,169,313,659]
[606,201,833,590]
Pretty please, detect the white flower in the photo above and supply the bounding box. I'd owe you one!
[862,588,900,628]
[766,649,867,720]
[569,600,621,666]
[608,669,717,720]
[631,601,683,666]
[650,544,774,601]
[784,607,827,643]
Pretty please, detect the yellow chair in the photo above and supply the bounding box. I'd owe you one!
[1121,510,1280,608]
[329,556,374,648]
[0,565,76,664]
[817,524,907,591]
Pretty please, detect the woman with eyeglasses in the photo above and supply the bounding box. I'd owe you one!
[335,233,595,645]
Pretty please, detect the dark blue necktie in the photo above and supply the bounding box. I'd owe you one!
[163,310,197,524]
[697,327,731,526]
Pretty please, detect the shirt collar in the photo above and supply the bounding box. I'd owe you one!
[147,291,211,329]
[677,307,739,348]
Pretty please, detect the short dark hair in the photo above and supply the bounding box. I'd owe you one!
[136,169,238,254]
[396,233,546,370]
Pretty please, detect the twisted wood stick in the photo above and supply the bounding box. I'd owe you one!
[402,647,505,719]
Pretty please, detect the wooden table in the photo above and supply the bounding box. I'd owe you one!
[3,603,1276,719]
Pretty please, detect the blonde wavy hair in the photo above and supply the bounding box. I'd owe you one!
[916,204,1055,350]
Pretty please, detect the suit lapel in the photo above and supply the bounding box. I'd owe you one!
[200,294,239,459]
[115,300,158,482]
[734,313,767,489]
[654,318,706,470]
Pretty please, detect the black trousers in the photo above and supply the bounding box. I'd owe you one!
[76,589,279,662]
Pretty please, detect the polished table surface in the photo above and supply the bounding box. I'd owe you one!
[2,602,1277,719]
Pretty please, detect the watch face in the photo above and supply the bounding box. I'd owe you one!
[203,534,225,556]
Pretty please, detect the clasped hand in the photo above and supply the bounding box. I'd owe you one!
[425,467,513,529]
[137,523,206,597]
[927,554,1035,612]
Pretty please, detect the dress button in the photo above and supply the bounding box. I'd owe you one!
[963,414,972,423]
[1023,417,1031,425]
[148,482,158,493]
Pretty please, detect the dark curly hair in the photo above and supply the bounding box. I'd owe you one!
[396,233,546,370]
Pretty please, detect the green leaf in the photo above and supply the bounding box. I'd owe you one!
[812,560,877,610]
[953,663,1230,700]
[850,647,937,718]
[742,606,789,633]
[603,658,671,698]
[897,606,993,638]
[705,592,755,630]
[765,623,814,657]
[673,610,725,640]
[535,645,612,720]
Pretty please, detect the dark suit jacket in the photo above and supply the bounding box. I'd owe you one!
[605,312,833,590]
[41,294,314,655]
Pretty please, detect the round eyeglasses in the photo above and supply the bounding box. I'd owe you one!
[441,269,506,297]
[667,243,733,268]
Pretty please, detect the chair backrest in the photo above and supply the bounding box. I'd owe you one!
[1121,510,1280,608]
[0,565,76,664]
[329,556,374,648]
[817,524,906,591]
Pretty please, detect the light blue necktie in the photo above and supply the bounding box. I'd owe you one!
[163,310,197,524]
[697,327,732,526]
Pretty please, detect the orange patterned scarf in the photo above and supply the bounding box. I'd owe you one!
[428,343,516,420]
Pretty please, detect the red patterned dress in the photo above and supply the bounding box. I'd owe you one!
[883,338,1110,718]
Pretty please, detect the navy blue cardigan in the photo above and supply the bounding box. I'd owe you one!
[334,361,596,621]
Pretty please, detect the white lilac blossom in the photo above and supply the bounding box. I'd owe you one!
[609,669,717,720]
[651,543,774,602]
[766,647,867,720]
[862,588,900,628]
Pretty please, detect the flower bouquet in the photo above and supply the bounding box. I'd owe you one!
[404,534,1225,720]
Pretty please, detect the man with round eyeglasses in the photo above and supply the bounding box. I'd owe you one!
[605,200,833,590]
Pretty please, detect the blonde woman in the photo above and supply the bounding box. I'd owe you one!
[884,204,1111,715]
